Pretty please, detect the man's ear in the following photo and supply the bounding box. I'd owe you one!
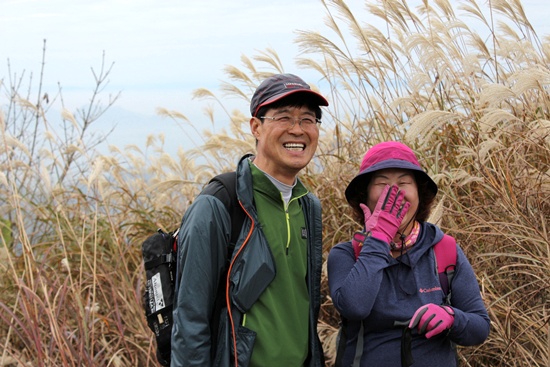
[250,116,261,138]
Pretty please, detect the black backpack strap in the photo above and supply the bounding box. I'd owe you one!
[334,318,348,367]
[197,171,246,359]
[205,171,246,247]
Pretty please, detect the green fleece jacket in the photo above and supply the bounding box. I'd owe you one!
[244,162,310,366]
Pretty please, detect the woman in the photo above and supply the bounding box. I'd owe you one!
[327,141,490,367]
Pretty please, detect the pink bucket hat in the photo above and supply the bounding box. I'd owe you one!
[345,141,438,204]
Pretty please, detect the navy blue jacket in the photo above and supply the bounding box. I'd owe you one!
[328,222,490,367]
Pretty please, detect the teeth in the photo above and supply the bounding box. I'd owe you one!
[284,143,305,151]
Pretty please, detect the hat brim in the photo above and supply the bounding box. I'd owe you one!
[254,89,328,116]
[345,159,438,204]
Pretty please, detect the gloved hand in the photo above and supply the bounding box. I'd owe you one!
[409,303,455,339]
[360,185,410,244]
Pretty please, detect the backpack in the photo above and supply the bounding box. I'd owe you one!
[334,232,457,367]
[142,172,245,366]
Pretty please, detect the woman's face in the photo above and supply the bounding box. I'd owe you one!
[366,168,419,234]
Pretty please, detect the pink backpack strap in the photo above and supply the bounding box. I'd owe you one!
[434,234,457,273]
[434,234,457,303]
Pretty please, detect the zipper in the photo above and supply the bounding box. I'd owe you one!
[283,192,307,255]
[284,201,291,255]
[226,200,254,367]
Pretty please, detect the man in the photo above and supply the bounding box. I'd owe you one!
[171,74,329,366]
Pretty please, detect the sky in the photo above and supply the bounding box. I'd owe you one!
[1,0,548,155]
[1,0,362,154]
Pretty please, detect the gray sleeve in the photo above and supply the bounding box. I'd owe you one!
[170,195,231,366]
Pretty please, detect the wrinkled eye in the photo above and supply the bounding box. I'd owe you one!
[275,115,292,123]
[301,117,316,125]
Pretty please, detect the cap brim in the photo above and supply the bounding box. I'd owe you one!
[254,89,328,116]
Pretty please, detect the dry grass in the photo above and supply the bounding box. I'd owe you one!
[1,1,549,366]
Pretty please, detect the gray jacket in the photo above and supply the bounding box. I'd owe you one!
[171,155,324,366]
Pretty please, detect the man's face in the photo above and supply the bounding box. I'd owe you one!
[250,105,320,184]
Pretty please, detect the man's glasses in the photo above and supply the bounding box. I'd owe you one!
[260,115,321,129]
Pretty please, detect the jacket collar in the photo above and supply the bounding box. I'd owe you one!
[391,222,445,266]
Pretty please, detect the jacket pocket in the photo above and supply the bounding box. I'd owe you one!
[230,234,275,312]
[232,325,256,367]
[214,312,257,367]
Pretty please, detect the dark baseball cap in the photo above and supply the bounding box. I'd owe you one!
[250,73,329,117]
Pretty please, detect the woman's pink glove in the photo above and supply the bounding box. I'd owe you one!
[409,303,455,339]
[360,185,410,244]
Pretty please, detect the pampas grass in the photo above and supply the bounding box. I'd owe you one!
[1,1,549,366]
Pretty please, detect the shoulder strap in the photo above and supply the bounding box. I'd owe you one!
[201,172,245,251]
[200,171,246,359]
[434,234,457,304]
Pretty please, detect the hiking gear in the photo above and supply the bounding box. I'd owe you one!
[330,222,489,367]
[341,230,457,367]
[250,73,328,117]
[170,155,325,367]
[345,142,437,205]
[434,234,457,304]
[142,171,245,367]
[409,304,455,339]
[362,185,410,245]
[396,234,457,366]
[393,320,414,367]
[142,228,178,366]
